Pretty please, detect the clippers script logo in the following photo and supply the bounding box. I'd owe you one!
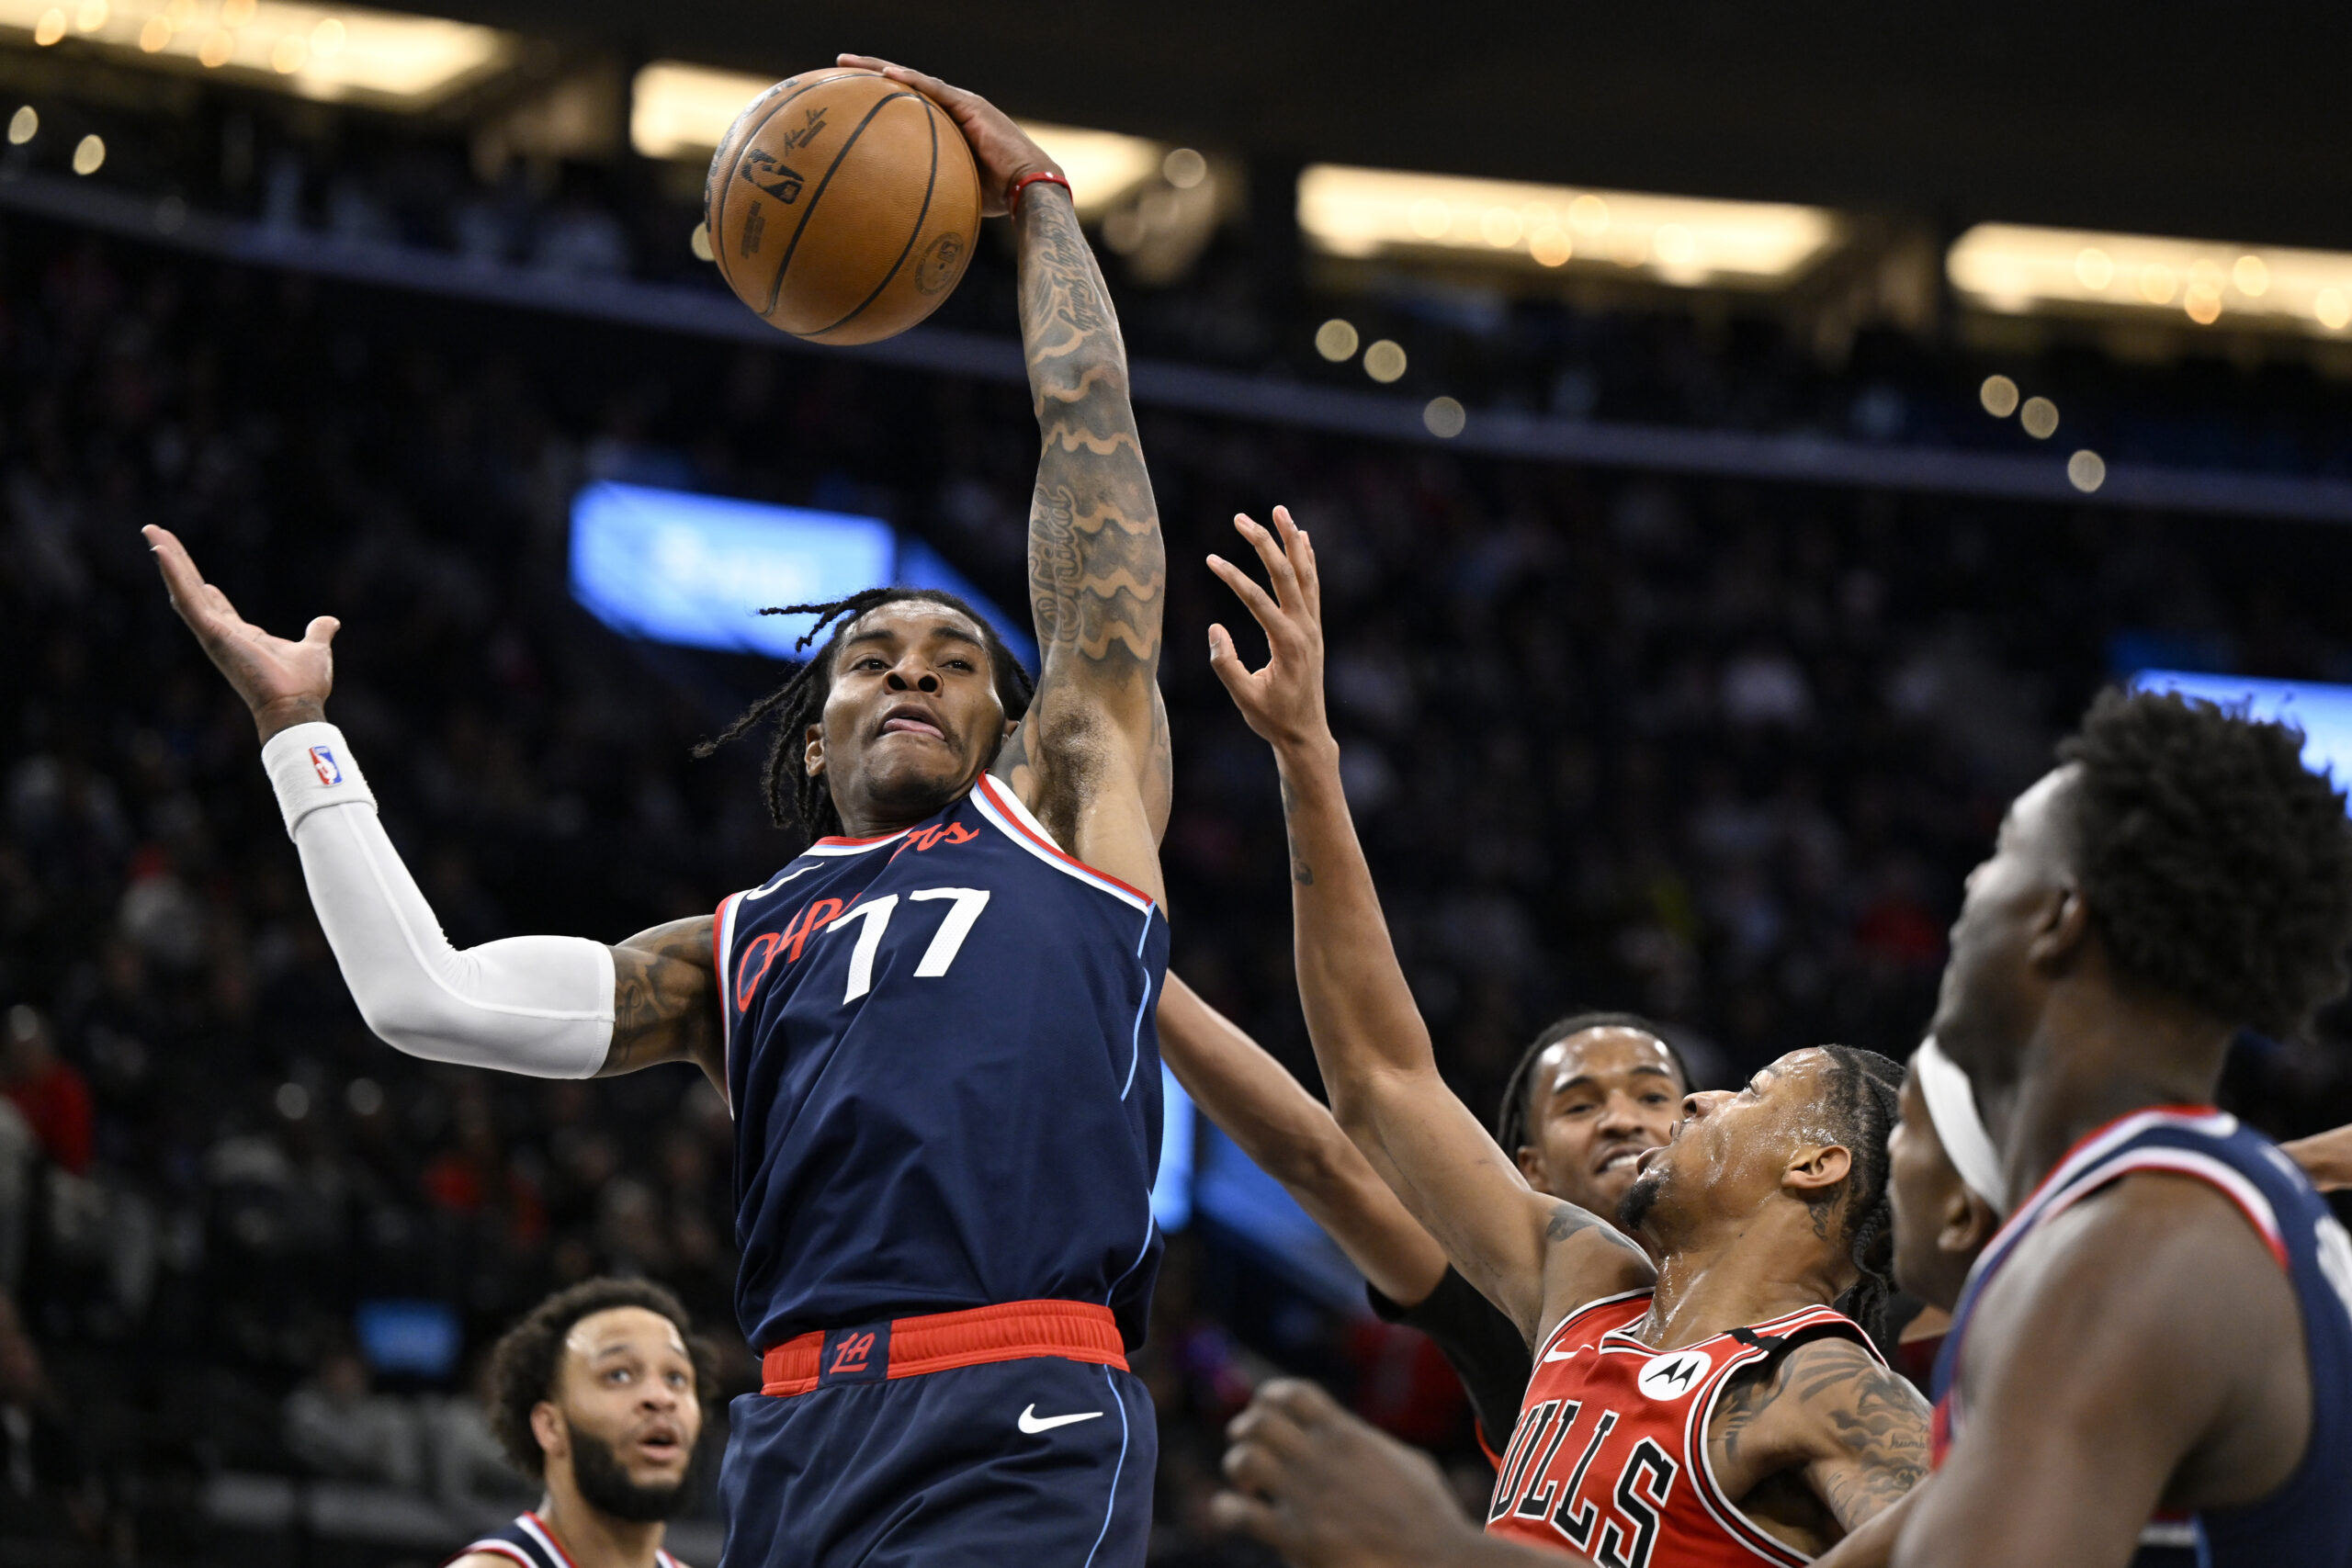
[1636,1348,1712,1401]
[308,746,344,786]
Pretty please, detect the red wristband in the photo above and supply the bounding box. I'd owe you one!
[1008,170,1071,216]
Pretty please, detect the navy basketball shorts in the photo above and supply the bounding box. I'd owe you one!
[716,1301,1154,1568]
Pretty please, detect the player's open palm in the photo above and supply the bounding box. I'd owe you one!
[1208,506,1329,754]
[144,524,337,739]
[834,54,1056,215]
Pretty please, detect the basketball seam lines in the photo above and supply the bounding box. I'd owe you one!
[807,94,942,339]
[761,91,917,321]
[711,73,840,296]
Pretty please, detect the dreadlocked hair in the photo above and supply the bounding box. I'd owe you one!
[1495,1010,1694,1156]
[694,588,1034,841]
[1813,1044,1906,1347]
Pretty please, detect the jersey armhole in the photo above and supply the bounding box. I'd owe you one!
[2052,1150,2291,1271]
[1533,1288,1653,1361]
[713,892,743,1118]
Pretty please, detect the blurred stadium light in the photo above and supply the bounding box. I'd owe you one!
[2132,671,2352,798]
[569,481,1037,669]
[1,0,511,106]
[1951,224,2352,336]
[630,61,1163,216]
[1297,164,1842,288]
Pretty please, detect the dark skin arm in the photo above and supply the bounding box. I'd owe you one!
[1215,1380,1588,1568]
[842,58,1172,895]
[142,524,723,1087]
[1894,1174,2310,1568]
[1207,511,1651,1344]
[2282,1121,2352,1190]
[1706,1337,1933,1554]
[1159,975,1450,1306]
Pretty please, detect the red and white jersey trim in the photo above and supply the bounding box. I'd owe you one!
[971,773,1156,915]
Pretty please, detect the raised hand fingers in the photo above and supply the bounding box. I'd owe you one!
[1233,513,1304,609]
[1271,505,1322,619]
[1205,550,1285,638]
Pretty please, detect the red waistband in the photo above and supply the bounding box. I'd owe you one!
[759,1299,1127,1397]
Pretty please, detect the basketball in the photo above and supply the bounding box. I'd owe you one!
[703,69,980,346]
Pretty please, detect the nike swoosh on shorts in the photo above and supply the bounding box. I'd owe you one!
[1018,1404,1104,1434]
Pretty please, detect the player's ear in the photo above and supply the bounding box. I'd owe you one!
[530,1401,569,1466]
[804,722,826,779]
[2027,877,2091,973]
[1944,1186,1999,1255]
[1784,1141,1853,1200]
[1514,1143,1547,1188]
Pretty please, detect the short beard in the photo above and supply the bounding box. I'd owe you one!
[1617,1170,1664,1237]
[566,1425,693,1524]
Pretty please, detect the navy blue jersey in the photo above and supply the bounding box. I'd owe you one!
[717,774,1168,1354]
[446,1512,685,1568]
[1934,1107,2352,1567]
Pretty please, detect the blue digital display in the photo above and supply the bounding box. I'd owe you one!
[571,482,1035,670]
[356,1298,462,1380]
[2131,671,2352,801]
[1153,1065,1194,1233]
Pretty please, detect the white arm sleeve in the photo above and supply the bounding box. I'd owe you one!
[262,722,614,1078]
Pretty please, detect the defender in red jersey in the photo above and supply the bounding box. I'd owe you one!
[1203,513,1928,1565]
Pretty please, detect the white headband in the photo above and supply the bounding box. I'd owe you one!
[1914,1036,2007,1212]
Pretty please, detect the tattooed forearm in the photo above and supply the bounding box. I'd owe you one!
[601,916,719,1077]
[1280,774,1314,885]
[1014,186,1166,692]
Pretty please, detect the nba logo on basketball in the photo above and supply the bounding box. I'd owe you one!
[308,746,343,786]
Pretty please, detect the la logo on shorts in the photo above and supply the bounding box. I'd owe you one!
[1637,1348,1712,1401]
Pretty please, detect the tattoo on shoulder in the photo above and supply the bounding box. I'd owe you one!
[1790,1340,1931,1525]
[603,917,718,1077]
[1545,1201,1641,1254]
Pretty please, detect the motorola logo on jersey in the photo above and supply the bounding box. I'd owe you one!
[1635,1350,1711,1400]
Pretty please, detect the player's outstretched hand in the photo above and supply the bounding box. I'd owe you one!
[1206,506,1329,756]
[143,524,337,741]
[1215,1380,1548,1568]
[836,55,1058,216]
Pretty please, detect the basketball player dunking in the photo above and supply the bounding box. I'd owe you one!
[1205,512,1928,1565]
[1894,690,2352,1567]
[147,60,1177,1568]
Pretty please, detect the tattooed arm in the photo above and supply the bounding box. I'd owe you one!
[604,917,724,1087]
[1706,1337,1931,1556]
[847,58,1170,894]
[1207,511,1652,1344]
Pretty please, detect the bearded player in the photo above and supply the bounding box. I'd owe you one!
[1205,510,1927,1565]
[447,1280,713,1568]
[148,59,1175,1568]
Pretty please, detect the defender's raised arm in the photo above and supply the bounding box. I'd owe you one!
[143,524,719,1086]
[1205,511,1649,1343]
[847,58,1171,896]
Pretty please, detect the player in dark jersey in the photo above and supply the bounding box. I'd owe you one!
[147,57,1176,1568]
[1890,689,2352,1568]
[447,1279,714,1568]
[1202,510,1928,1562]
[1158,976,1689,1459]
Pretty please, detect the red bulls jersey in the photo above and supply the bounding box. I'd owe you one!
[1486,1292,1881,1567]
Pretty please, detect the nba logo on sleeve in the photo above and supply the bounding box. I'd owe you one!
[308,746,343,786]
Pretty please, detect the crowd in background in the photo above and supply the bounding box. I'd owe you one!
[6,212,2352,1565]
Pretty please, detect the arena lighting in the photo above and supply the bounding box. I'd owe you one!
[2132,671,2352,800]
[1,0,512,107]
[1950,224,2352,337]
[1296,164,1841,287]
[630,61,1162,216]
[569,481,1036,669]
